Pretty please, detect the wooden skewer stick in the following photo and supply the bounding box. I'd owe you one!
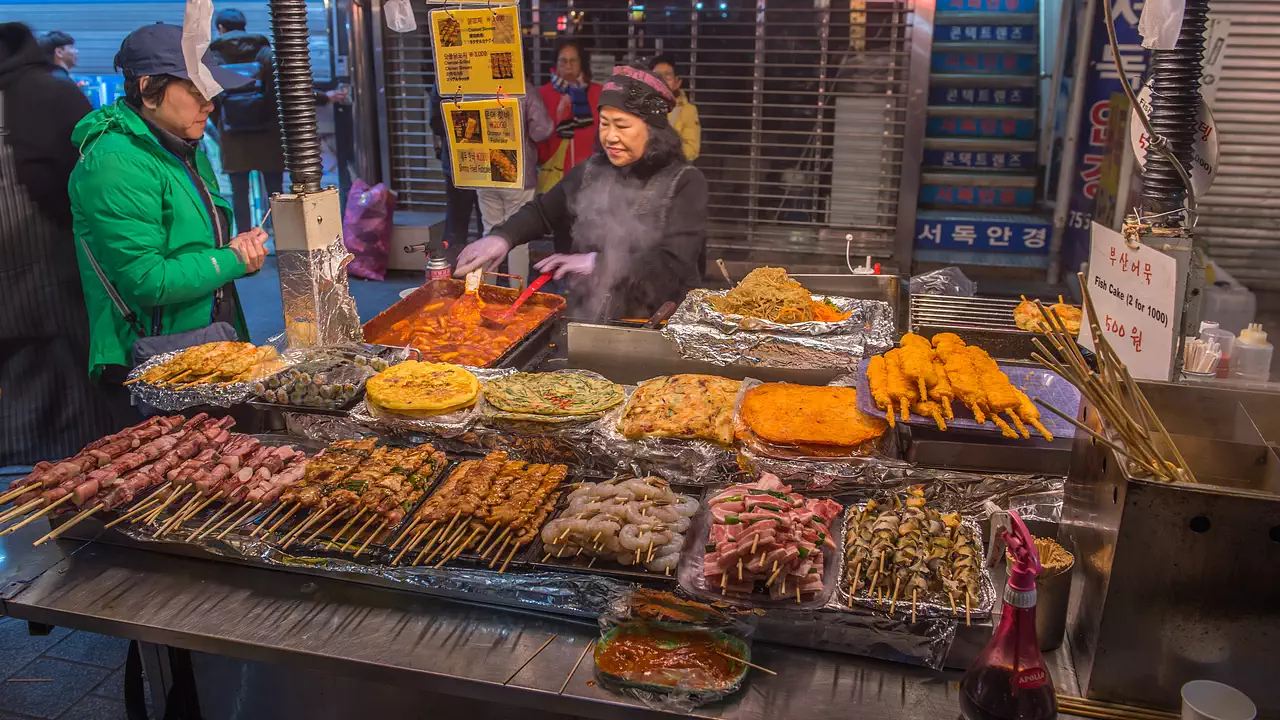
[891,576,901,613]
[766,562,782,586]
[481,527,511,561]
[266,504,300,536]
[423,520,468,566]
[849,562,863,606]
[215,503,260,540]
[142,486,189,525]
[750,534,759,555]
[911,589,918,624]
[474,523,499,555]
[711,648,777,676]
[0,483,34,506]
[300,505,347,546]
[386,519,421,552]
[498,540,521,573]
[34,504,104,546]
[965,592,972,627]
[433,525,477,567]
[283,506,334,549]
[250,502,287,538]
[1,494,74,536]
[0,498,45,525]
[586,555,597,569]
[342,513,379,553]
[948,593,957,615]
[410,523,448,566]
[424,511,461,555]
[355,521,389,559]
[646,538,656,564]
[737,557,743,581]
[325,506,366,547]
[154,491,204,536]
[394,525,432,565]
[488,536,510,569]
[188,501,236,541]
[160,491,221,538]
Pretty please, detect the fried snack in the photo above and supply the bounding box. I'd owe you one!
[1014,388,1053,441]
[1014,298,1082,335]
[707,267,852,324]
[490,150,517,182]
[866,355,895,427]
[484,372,625,417]
[965,346,1019,438]
[619,375,741,446]
[883,349,918,422]
[366,361,479,414]
[898,333,938,402]
[741,383,887,450]
[130,341,283,388]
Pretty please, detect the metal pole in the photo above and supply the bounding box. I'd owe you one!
[748,0,766,245]
[891,0,934,274]
[1045,0,1097,284]
[269,0,324,193]
[348,0,380,182]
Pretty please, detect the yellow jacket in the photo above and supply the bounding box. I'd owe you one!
[669,91,701,162]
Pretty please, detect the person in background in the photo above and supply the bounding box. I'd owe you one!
[476,78,553,234]
[69,23,268,420]
[649,54,700,162]
[38,30,77,82]
[210,9,345,233]
[536,39,602,192]
[0,22,116,463]
[457,65,707,321]
[430,82,482,256]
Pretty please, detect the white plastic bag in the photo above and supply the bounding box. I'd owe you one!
[1139,0,1186,50]
[384,0,417,33]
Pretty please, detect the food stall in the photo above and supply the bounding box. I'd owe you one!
[0,267,1272,720]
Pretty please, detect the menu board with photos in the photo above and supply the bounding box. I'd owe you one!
[442,97,524,189]
[430,6,526,96]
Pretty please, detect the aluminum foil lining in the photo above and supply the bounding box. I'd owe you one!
[277,239,363,349]
[754,605,954,670]
[662,289,896,370]
[591,402,740,486]
[346,367,517,438]
[127,334,292,412]
[837,512,997,622]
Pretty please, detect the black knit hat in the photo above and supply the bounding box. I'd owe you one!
[598,64,676,128]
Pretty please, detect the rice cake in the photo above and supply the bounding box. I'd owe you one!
[366,361,479,412]
[618,375,741,446]
[485,372,625,417]
[741,383,887,448]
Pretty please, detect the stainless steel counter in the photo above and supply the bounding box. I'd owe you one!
[0,525,1083,720]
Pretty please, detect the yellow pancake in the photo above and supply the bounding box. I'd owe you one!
[366,361,479,412]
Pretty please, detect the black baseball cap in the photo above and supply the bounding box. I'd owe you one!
[113,23,248,92]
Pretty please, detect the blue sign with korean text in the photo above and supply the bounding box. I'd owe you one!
[920,185,1037,209]
[938,0,1037,12]
[914,213,1051,254]
[924,149,1037,170]
[929,85,1036,107]
[937,24,1037,43]
[1062,0,1148,275]
[926,116,1036,139]
[933,52,1038,75]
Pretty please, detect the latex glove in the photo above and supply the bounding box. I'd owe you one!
[454,235,511,276]
[229,227,269,274]
[535,252,597,280]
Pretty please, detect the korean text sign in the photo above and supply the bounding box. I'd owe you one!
[430,6,525,96]
[442,97,524,190]
[1079,222,1178,381]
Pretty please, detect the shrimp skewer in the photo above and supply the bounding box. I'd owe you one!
[883,349,918,422]
[898,333,938,402]
[966,347,1023,438]
[867,355,896,427]
[912,401,947,431]
[931,360,954,419]
[1014,388,1053,440]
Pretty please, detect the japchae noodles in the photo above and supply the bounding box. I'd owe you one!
[707,267,851,324]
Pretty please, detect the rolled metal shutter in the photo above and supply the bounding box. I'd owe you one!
[1199,1,1280,289]
[377,0,930,271]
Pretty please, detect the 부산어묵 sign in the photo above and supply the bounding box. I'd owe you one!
[430,6,525,96]
[1078,222,1178,381]
[442,97,524,190]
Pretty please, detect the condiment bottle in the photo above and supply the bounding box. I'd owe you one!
[1199,322,1236,379]
[1231,323,1273,383]
[960,512,1057,720]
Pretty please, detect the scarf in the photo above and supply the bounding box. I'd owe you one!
[551,72,592,120]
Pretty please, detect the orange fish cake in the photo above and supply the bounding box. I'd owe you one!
[741,383,887,448]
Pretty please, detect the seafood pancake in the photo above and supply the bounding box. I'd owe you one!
[366,361,479,413]
[618,375,741,446]
[485,372,624,416]
[741,383,887,448]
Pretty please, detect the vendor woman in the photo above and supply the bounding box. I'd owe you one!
[69,23,268,413]
[455,64,707,320]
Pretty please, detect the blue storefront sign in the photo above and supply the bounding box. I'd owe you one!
[936,24,1037,43]
[938,0,1037,12]
[926,116,1035,139]
[915,214,1050,254]
[1062,0,1148,275]
[923,149,1037,170]
[929,86,1036,107]
[919,185,1037,210]
[933,52,1037,75]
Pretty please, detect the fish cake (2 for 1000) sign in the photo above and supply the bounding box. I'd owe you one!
[430,6,525,96]
[443,98,524,189]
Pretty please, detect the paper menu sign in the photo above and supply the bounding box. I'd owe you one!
[430,6,526,96]
[1079,222,1179,381]
[442,97,524,189]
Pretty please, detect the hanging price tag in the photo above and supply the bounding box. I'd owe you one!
[429,6,525,96]
[1078,222,1179,381]
[442,97,524,189]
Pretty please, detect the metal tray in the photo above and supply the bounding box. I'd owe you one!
[246,344,415,417]
[361,278,566,369]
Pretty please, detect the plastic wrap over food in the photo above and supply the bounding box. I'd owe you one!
[283,412,379,442]
[277,238,364,348]
[348,367,516,438]
[909,266,977,297]
[592,403,739,485]
[662,289,896,370]
[127,335,292,412]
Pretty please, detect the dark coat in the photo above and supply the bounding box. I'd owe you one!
[209,30,285,174]
[0,22,118,464]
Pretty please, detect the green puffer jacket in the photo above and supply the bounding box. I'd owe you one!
[70,98,250,380]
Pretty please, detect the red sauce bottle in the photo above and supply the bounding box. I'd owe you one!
[959,512,1057,720]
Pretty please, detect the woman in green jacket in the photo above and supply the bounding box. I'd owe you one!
[70,23,268,415]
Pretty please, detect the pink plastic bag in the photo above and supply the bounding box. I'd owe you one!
[342,180,396,281]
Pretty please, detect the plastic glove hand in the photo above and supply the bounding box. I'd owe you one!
[454,235,511,276]
[534,252,597,280]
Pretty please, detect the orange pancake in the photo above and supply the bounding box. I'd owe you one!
[741,383,888,448]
